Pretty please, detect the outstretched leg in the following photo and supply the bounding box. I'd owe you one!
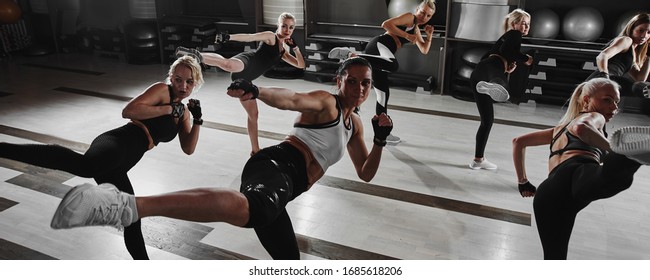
[202,53,245,73]
[51,185,251,230]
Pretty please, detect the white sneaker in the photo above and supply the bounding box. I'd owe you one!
[386,134,401,145]
[51,183,136,230]
[610,126,650,165]
[469,159,498,170]
[476,81,510,102]
[328,47,356,61]
[175,46,203,63]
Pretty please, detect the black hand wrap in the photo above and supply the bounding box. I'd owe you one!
[518,181,537,196]
[215,32,230,44]
[188,99,203,125]
[170,102,185,118]
[228,78,259,99]
[285,37,297,49]
[372,115,393,147]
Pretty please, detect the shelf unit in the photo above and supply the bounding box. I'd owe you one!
[440,0,647,112]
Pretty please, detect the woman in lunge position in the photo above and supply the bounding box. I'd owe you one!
[512,77,650,259]
[0,55,205,259]
[176,12,305,156]
[51,57,394,260]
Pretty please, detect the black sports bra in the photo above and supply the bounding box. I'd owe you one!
[549,115,606,160]
[139,85,180,146]
[396,15,419,45]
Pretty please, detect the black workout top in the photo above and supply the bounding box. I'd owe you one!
[605,41,634,76]
[139,85,180,146]
[549,116,606,161]
[484,30,528,64]
[254,34,285,67]
[231,34,286,81]
[396,15,419,45]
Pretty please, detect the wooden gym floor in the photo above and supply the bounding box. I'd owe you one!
[0,52,649,260]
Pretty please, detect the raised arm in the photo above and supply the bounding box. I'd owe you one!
[413,25,435,54]
[226,79,332,113]
[347,113,393,182]
[228,31,276,45]
[122,82,173,120]
[281,38,306,69]
[382,13,418,43]
[177,99,203,155]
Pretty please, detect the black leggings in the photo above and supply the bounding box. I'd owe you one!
[0,123,150,259]
[470,56,506,158]
[240,142,308,259]
[533,154,641,259]
[361,34,400,115]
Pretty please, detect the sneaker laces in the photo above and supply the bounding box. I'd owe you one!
[89,204,125,231]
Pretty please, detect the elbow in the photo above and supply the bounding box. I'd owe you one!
[359,174,373,183]
[121,108,132,119]
[182,146,195,155]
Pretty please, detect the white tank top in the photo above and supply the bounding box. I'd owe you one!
[289,95,354,173]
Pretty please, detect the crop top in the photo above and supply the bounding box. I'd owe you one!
[289,95,354,173]
[139,85,180,146]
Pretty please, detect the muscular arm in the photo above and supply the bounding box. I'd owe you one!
[382,13,418,43]
[122,83,172,120]
[255,87,333,113]
[512,128,554,183]
[229,31,276,45]
[347,114,384,182]
[413,25,434,54]
[281,46,306,69]
[177,110,200,155]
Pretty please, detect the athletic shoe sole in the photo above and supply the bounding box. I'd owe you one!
[51,183,95,229]
[476,81,510,102]
[328,47,353,60]
[610,126,650,165]
[174,47,203,63]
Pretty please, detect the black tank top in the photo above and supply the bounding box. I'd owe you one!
[139,85,180,146]
[607,45,634,76]
[549,116,606,160]
[396,15,418,45]
[484,30,529,64]
[254,34,285,67]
